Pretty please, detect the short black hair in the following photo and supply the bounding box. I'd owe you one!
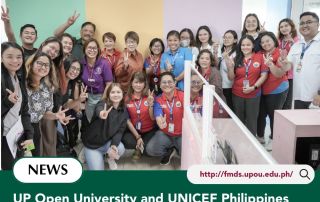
[81,22,96,32]
[300,11,319,22]
[20,24,37,36]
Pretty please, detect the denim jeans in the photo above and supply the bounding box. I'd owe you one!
[84,141,125,170]
[146,130,181,156]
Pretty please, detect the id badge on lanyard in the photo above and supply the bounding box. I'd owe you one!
[243,59,252,88]
[166,99,175,133]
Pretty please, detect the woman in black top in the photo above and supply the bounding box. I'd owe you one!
[1,42,34,170]
[82,83,128,170]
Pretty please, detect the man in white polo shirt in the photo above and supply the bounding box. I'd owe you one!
[287,11,320,109]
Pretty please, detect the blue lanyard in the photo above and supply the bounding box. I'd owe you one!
[170,52,178,66]
[166,98,175,121]
[244,59,252,78]
[300,41,314,60]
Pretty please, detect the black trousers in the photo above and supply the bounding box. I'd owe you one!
[31,122,41,156]
[257,90,288,139]
[232,94,260,136]
[282,79,293,109]
[223,88,234,111]
[122,128,157,154]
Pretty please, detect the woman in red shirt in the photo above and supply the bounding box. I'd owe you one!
[122,71,156,160]
[228,35,268,136]
[257,32,289,148]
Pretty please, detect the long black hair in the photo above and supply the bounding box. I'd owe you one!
[234,35,255,68]
[195,25,213,49]
[1,42,25,81]
[221,30,238,56]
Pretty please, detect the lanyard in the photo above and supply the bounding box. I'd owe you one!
[133,98,142,118]
[170,52,178,66]
[244,58,252,78]
[281,40,289,50]
[88,66,95,93]
[166,98,175,121]
[106,55,115,66]
[150,56,160,75]
[202,67,211,81]
[300,41,314,60]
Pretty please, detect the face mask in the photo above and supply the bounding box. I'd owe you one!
[180,39,190,47]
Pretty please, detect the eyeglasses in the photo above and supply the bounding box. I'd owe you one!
[35,61,50,69]
[191,80,203,86]
[87,46,98,52]
[70,66,81,73]
[299,20,318,26]
[126,40,137,45]
[161,80,174,86]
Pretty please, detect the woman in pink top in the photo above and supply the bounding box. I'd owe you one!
[277,18,299,109]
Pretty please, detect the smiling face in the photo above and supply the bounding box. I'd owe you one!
[151,41,163,55]
[279,21,292,36]
[109,86,124,104]
[85,41,98,59]
[20,27,37,45]
[223,32,237,47]
[160,75,175,94]
[61,36,73,55]
[245,16,258,33]
[32,56,51,78]
[80,24,95,42]
[167,35,180,52]
[103,37,115,51]
[125,38,138,53]
[260,35,276,52]
[132,78,145,94]
[41,42,60,60]
[198,52,211,69]
[66,61,81,80]
[198,29,210,44]
[241,38,254,56]
[2,47,23,74]
[299,15,319,40]
[191,74,203,94]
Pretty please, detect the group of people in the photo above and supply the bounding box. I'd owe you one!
[1,6,319,170]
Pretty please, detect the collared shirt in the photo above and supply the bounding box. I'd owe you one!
[101,48,121,72]
[154,89,184,136]
[160,47,192,91]
[126,95,155,133]
[278,36,299,79]
[114,49,144,93]
[260,48,288,95]
[144,55,161,91]
[71,38,85,61]
[287,32,320,102]
[232,53,269,98]
[27,82,54,123]
[81,57,113,94]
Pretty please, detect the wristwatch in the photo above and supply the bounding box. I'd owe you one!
[254,85,258,90]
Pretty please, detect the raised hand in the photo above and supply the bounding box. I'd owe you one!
[1,6,10,23]
[212,40,220,55]
[278,49,289,67]
[60,115,75,125]
[99,103,113,119]
[123,51,129,70]
[157,114,167,129]
[6,82,20,104]
[260,21,266,32]
[263,53,273,67]
[67,11,80,25]
[165,59,173,72]
[79,83,88,102]
[147,89,154,107]
[55,106,69,124]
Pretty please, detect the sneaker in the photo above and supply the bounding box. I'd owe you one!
[160,148,176,165]
[132,149,142,160]
[265,139,273,151]
[257,136,265,144]
[107,158,118,170]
